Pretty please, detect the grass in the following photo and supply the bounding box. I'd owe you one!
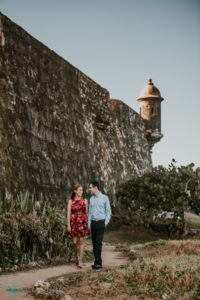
[125,240,200,299]
[29,226,200,300]
[83,248,94,262]
[104,224,168,246]
[0,248,94,274]
[33,240,200,299]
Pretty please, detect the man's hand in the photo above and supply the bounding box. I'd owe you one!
[88,227,91,234]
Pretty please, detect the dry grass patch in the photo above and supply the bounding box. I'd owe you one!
[30,240,200,300]
[165,239,200,255]
[125,255,200,299]
[133,239,200,257]
[44,269,130,300]
[126,239,200,299]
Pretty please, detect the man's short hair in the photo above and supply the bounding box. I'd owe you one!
[90,181,100,190]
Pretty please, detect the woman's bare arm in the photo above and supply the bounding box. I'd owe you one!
[67,199,72,231]
[85,199,88,215]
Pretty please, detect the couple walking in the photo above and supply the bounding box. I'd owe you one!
[66,181,111,269]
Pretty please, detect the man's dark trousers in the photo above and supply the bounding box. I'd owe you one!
[91,220,105,266]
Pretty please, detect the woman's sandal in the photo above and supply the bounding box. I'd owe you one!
[77,261,82,269]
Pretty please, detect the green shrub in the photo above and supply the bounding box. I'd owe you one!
[0,192,73,268]
[116,160,200,236]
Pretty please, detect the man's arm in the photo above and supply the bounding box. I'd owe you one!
[105,197,111,226]
[88,198,92,229]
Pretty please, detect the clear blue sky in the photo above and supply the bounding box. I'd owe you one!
[1,0,200,168]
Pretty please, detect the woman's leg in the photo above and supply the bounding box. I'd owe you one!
[72,237,78,265]
[78,237,84,267]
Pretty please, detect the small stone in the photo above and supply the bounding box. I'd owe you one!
[57,277,65,282]
[102,282,112,289]
[34,280,43,288]
[10,266,17,272]
[35,288,45,296]
[129,249,139,259]
[42,282,50,290]
[115,245,128,252]
[29,261,37,266]
[34,280,50,290]
[61,295,73,300]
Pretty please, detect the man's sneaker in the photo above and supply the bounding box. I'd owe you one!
[92,264,102,270]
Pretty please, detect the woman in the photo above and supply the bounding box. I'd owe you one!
[66,184,89,268]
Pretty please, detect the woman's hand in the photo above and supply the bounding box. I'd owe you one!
[67,225,71,233]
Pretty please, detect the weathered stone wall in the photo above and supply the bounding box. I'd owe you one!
[0,13,152,206]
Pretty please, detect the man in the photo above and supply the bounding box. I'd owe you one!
[88,181,111,270]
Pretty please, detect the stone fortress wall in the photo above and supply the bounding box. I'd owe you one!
[0,13,152,206]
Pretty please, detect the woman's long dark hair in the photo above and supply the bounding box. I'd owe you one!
[71,184,82,199]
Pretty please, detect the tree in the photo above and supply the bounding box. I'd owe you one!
[116,160,200,236]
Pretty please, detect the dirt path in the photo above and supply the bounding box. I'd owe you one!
[0,245,128,300]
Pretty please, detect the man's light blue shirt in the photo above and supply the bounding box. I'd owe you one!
[88,192,111,227]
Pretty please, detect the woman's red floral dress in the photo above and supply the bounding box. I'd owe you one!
[67,198,89,238]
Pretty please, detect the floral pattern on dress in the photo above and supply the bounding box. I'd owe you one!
[67,198,89,238]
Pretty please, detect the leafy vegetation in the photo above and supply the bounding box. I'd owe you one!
[0,192,73,269]
[115,160,200,236]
